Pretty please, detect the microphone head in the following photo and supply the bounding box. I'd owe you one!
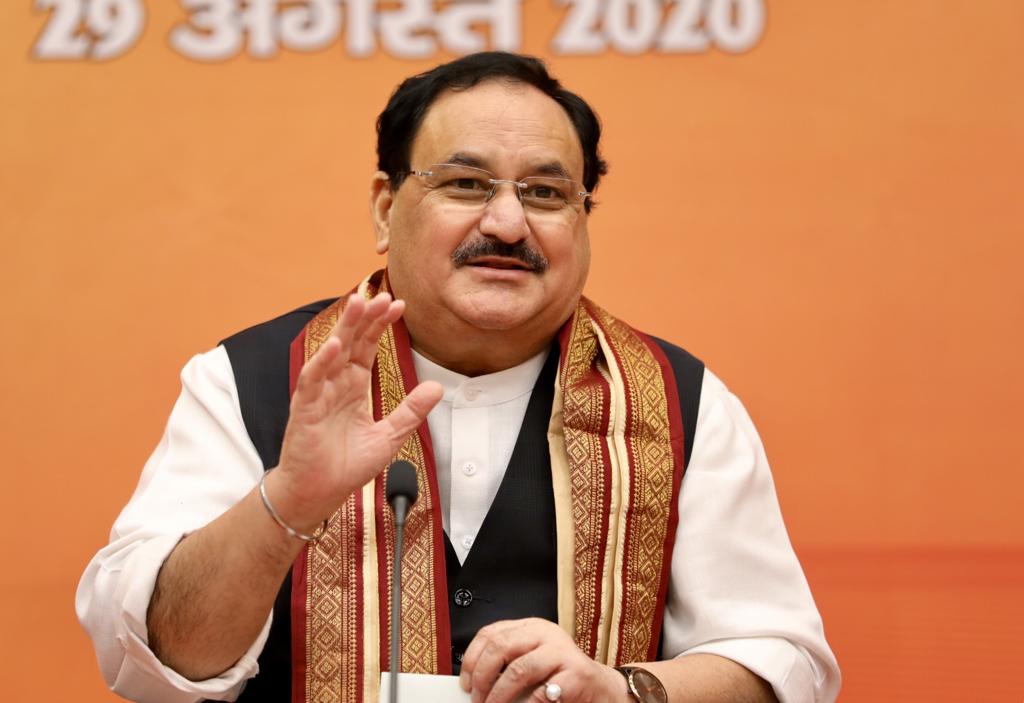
[385,460,419,506]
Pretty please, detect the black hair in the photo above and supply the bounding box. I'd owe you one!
[376,51,608,212]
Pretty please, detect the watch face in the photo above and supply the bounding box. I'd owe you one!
[629,668,669,703]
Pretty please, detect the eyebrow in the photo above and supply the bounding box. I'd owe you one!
[444,152,487,169]
[441,152,575,180]
[532,162,573,179]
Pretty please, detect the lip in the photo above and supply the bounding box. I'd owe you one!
[460,257,537,282]
[463,256,535,272]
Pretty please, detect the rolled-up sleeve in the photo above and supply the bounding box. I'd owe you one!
[76,346,271,702]
[661,368,841,703]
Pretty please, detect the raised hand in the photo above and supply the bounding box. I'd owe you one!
[267,292,443,534]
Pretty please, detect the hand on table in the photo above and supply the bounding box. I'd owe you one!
[268,292,443,533]
[459,618,626,703]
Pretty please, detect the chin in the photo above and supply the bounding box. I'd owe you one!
[458,309,536,332]
[451,297,541,333]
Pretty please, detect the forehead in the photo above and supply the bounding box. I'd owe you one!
[409,80,585,179]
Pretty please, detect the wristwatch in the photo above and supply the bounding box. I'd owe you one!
[615,666,668,703]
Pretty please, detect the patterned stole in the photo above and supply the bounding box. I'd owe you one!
[288,270,685,703]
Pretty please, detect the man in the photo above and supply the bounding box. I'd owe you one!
[78,53,840,703]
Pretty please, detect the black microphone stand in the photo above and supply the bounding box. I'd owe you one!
[385,460,419,703]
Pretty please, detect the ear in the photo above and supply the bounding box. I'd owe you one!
[370,171,394,254]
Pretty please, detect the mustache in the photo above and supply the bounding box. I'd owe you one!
[451,238,549,273]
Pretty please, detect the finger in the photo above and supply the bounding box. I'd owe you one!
[292,337,341,405]
[349,292,392,352]
[313,296,363,384]
[529,676,567,703]
[483,647,560,703]
[331,294,366,365]
[321,294,382,379]
[461,620,529,690]
[351,299,403,369]
[376,381,444,450]
[463,622,547,703]
[468,640,512,703]
[296,294,372,403]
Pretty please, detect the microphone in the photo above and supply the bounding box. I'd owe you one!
[385,460,419,703]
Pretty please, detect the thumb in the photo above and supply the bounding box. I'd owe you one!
[378,381,444,450]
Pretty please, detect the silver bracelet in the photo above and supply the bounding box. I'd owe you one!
[258,470,327,543]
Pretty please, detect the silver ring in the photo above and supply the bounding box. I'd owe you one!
[544,682,562,701]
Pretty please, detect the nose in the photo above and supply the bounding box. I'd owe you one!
[478,182,530,243]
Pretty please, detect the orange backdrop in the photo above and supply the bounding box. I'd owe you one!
[2,1,1022,700]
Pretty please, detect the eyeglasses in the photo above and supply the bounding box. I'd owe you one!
[405,163,591,212]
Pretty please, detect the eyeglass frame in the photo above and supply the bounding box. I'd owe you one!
[400,163,592,211]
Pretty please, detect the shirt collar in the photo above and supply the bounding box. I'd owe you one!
[411,347,550,408]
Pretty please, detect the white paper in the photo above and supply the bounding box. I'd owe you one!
[379,672,534,702]
[379,672,470,702]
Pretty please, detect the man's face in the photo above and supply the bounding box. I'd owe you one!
[373,80,591,348]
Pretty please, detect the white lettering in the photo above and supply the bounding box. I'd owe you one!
[706,0,764,53]
[379,0,435,59]
[657,0,708,53]
[280,0,342,52]
[278,0,342,50]
[344,0,374,57]
[436,0,521,54]
[33,0,144,60]
[551,0,765,55]
[88,0,146,60]
[552,0,604,55]
[34,0,766,61]
[604,0,660,55]
[243,0,278,58]
[170,0,243,61]
[34,0,90,59]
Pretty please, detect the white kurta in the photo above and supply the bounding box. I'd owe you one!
[76,345,841,703]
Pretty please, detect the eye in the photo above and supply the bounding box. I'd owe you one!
[527,185,559,200]
[523,181,569,204]
[436,174,489,195]
[451,177,486,191]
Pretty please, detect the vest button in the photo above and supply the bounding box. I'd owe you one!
[453,588,474,607]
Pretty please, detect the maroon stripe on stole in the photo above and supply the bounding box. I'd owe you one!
[583,307,640,665]
[290,549,310,703]
[637,332,686,662]
[391,318,453,674]
[288,329,309,703]
[555,317,613,659]
[289,326,306,397]
[374,478,391,676]
[353,485,366,703]
[593,364,613,658]
[371,355,393,675]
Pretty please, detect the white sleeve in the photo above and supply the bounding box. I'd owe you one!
[75,346,273,703]
[661,368,841,703]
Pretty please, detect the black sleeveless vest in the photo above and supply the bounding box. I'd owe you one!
[220,299,704,701]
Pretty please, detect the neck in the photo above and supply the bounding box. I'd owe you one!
[407,328,554,377]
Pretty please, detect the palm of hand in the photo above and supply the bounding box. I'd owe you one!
[275,294,443,526]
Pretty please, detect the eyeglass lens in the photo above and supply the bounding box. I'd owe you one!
[418,164,587,212]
